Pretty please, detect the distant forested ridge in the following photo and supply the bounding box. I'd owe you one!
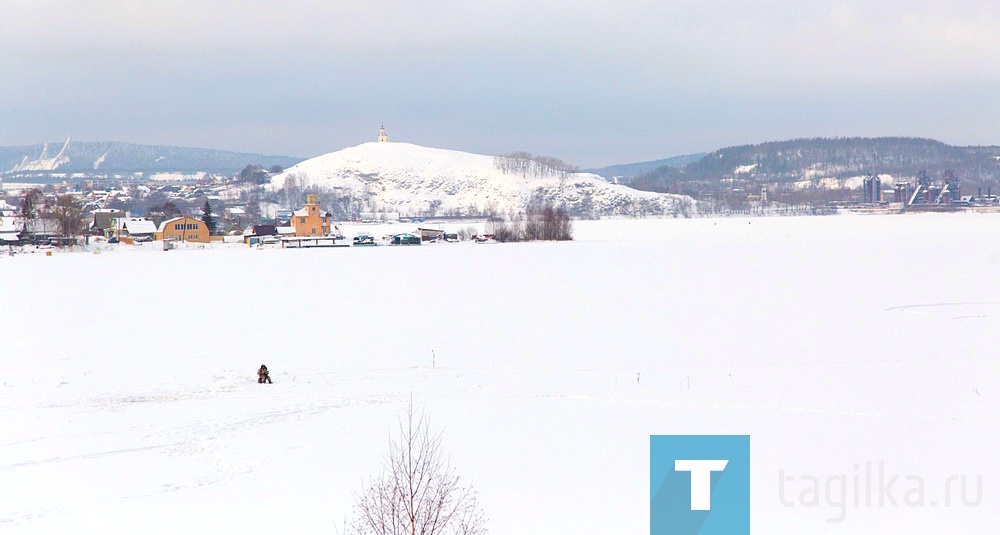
[633,137,1000,193]
[586,153,706,181]
[0,140,303,175]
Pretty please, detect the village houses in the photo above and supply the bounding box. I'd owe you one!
[290,194,333,236]
[155,216,210,243]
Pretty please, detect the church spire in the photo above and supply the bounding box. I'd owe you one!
[378,124,388,143]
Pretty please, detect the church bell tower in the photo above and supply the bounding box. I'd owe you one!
[378,124,388,143]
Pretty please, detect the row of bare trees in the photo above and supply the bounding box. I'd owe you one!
[486,203,573,242]
[273,173,372,221]
[492,152,579,179]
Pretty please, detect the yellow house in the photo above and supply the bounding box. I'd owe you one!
[155,216,210,243]
[291,195,332,237]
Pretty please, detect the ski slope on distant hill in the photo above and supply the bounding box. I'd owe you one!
[0,140,302,175]
[271,142,691,217]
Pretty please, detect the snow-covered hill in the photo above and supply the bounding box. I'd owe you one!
[633,137,1000,192]
[271,142,693,217]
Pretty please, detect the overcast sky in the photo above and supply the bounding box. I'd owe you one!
[1,1,997,167]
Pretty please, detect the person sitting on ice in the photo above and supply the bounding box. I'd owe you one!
[258,364,272,384]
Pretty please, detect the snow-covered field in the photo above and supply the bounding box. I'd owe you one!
[3,214,998,533]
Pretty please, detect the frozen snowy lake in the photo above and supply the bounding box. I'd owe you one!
[2,213,998,533]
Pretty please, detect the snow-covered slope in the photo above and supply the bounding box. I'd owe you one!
[3,215,998,533]
[271,142,692,217]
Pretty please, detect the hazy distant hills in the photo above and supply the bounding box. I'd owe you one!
[631,137,1000,192]
[9,136,998,195]
[585,153,706,181]
[0,140,303,175]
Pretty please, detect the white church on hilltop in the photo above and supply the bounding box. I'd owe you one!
[378,125,388,143]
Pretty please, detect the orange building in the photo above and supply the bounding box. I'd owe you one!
[155,216,210,243]
[291,195,333,237]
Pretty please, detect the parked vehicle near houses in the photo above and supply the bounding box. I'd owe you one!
[353,234,376,246]
[390,233,421,245]
[49,236,78,247]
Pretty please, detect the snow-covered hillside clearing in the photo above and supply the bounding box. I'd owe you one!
[2,214,998,533]
[270,142,692,217]
[794,173,897,190]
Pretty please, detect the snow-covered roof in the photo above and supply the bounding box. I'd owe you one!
[122,218,157,235]
[291,207,333,218]
[0,217,21,233]
[156,216,188,233]
[277,226,296,235]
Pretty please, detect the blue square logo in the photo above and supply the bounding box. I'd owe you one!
[650,435,750,535]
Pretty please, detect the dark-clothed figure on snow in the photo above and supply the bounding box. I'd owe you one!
[258,364,272,384]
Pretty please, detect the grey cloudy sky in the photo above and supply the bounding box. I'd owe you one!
[1,1,997,167]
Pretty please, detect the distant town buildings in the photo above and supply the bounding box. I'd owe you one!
[893,171,961,209]
[863,174,881,203]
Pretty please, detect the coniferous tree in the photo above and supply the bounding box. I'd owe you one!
[202,200,217,235]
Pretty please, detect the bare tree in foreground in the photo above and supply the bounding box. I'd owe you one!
[51,194,86,243]
[351,405,487,535]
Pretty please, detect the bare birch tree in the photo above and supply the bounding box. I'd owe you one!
[351,405,487,535]
[282,172,304,209]
[51,194,86,242]
[493,152,577,179]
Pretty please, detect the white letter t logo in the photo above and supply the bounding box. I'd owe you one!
[674,459,729,510]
